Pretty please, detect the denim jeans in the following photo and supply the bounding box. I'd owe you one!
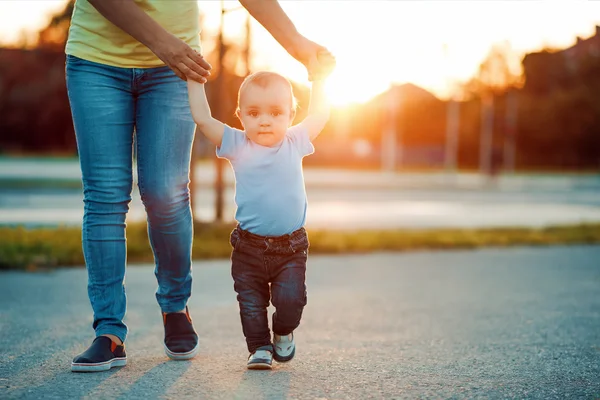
[230,226,309,353]
[65,55,196,342]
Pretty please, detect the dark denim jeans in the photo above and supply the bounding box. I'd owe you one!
[230,226,309,353]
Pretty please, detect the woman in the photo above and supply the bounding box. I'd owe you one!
[66,0,332,372]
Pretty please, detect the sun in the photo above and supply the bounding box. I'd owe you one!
[323,65,392,107]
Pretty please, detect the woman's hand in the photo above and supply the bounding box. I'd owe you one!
[288,35,336,81]
[153,34,213,82]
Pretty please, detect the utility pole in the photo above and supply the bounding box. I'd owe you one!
[190,141,197,222]
[214,1,251,222]
[479,91,494,176]
[503,89,518,173]
[443,44,459,175]
[189,11,206,223]
[381,87,399,172]
[445,99,459,173]
[244,13,251,75]
[214,0,226,222]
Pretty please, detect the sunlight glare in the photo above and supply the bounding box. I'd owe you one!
[1,0,600,101]
[324,63,391,107]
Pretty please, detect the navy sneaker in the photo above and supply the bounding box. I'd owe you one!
[273,332,295,362]
[163,306,199,360]
[71,336,127,372]
[247,347,273,370]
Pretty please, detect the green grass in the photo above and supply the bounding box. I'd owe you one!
[1,222,599,271]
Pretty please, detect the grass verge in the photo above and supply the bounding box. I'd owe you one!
[1,222,599,271]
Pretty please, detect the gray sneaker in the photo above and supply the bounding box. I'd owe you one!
[247,348,272,370]
[273,332,295,362]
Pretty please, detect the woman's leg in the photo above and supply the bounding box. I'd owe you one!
[134,65,196,314]
[66,55,135,343]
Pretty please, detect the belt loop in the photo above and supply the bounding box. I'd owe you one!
[288,232,295,253]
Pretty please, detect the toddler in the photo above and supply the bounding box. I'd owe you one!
[187,57,334,369]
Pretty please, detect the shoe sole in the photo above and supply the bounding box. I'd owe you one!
[273,346,295,363]
[71,357,127,372]
[164,342,199,360]
[247,362,272,370]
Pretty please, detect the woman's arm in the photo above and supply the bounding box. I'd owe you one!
[238,0,331,80]
[88,0,212,82]
[237,0,300,51]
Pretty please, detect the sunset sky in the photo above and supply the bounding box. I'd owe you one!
[1,0,600,105]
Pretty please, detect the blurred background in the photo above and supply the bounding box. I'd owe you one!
[1,0,600,231]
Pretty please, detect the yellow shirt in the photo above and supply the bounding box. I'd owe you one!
[65,0,201,68]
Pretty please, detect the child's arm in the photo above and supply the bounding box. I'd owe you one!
[187,80,225,147]
[296,51,335,141]
[297,79,330,141]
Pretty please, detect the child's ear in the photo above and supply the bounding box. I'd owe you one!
[289,109,296,124]
[235,108,242,123]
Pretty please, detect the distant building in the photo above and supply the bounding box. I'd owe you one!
[563,25,600,61]
[522,25,600,93]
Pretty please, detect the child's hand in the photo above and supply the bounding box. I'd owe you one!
[309,50,336,81]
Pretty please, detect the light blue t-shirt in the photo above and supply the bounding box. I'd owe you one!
[216,125,315,236]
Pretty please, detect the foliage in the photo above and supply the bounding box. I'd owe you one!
[1,3,599,170]
[2,222,599,270]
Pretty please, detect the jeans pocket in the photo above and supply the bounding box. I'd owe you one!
[290,233,309,253]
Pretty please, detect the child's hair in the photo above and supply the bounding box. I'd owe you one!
[237,71,298,111]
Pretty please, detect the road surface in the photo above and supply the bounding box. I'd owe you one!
[2,246,599,399]
[1,160,600,229]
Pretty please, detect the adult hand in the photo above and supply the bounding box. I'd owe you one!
[288,35,336,81]
[153,34,212,82]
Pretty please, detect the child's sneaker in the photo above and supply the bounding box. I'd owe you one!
[273,332,295,362]
[163,306,199,360]
[247,347,273,370]
[71,336,127,372]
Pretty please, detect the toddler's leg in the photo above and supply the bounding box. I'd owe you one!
[270,247,307,363]
[270,250,308,336]
[231,235,272,353]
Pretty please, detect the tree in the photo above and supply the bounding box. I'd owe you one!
[37,0,75,50]
[464,42,523,98]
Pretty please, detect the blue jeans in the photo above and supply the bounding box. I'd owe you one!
[230,226,309,353]
[65,55,196,343]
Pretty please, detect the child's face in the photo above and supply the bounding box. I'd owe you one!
[237,82,295,147]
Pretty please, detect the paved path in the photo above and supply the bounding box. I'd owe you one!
[2,158,600,229]
[2,246,599,399]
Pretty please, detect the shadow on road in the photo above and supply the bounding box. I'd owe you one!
[234,369,291,399]
[116,359,193,398]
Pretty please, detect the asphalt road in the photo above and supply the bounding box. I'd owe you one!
[1,246,600,399]
[2,183,600,230]
[2,159,600,229]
